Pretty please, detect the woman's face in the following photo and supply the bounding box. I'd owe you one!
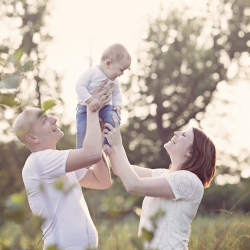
[164,128,194,161]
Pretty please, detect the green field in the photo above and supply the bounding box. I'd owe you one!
[96,213,250,250]
[0,211,250,250]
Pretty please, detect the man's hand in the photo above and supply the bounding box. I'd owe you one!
[113,106,122,120]
[86,97,100,113]
[92,79,114,109]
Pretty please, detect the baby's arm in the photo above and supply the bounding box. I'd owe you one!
[75,67,94,103]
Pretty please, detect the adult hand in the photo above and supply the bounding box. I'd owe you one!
[103,115,122,147]
[87,97,101,113]
[113,106,122,120]
[92,79,114,109]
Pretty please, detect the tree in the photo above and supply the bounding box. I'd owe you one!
[0,0,63,138]
[0,0,66,205]
[121,0,250,169]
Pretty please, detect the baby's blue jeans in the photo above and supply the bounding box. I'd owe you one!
[76,104,121,149]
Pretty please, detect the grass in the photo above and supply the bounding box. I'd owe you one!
[95,212,250,250]
[189,212,250,250]
[0,213,249,250]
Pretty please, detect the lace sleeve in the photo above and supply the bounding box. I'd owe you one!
[165,170,204,202]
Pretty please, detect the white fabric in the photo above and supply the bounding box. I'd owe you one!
[138,169,204,250]
[22,149,98,250]
[75,66,122,106]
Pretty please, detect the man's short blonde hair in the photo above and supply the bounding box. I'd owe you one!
[101,43,131,62]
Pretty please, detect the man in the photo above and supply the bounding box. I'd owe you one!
[13,81,113,250]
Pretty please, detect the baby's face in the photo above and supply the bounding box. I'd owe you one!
[105,57,131,81]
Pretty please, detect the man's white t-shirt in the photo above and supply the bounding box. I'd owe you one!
[22,149,98,250]
[75,66,122,106]
[139,169,204,250]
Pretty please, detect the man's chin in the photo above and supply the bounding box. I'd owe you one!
[58,131,64,140]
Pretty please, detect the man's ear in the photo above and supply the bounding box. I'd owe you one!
[105,59,111,68]
[186,151,192,157]
[26,134,39,144]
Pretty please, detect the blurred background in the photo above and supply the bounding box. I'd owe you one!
[0,0,250,249]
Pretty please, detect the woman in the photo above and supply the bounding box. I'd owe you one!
[105,115,216,250]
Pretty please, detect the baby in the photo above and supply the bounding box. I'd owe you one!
[75,43,131,155]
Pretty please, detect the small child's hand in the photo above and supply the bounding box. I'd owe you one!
[113,106,122,119]
[87,97,100,112]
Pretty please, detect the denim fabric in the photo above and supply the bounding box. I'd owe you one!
[76,104,121,149]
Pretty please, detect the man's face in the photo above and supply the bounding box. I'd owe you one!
[32,109,64,145]
[105,57,131,81]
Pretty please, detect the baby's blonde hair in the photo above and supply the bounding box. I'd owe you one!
[101,43,131,62]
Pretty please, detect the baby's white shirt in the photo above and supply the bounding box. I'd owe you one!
[75,66,122,107]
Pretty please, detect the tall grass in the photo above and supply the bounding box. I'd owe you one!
[189,212,250,250]
[95,212,250,250]
[0,213,249,249]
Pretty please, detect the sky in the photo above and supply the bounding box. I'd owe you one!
[46,0,201,122]
[45,0,250,183]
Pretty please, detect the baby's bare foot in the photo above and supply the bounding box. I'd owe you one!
[103,144,112,156]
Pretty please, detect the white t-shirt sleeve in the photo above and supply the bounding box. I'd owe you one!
[75,67,94,103]
[112,79,122,107]
[74,168,88,181]
[31,150,70,179]
[165,170,203,201]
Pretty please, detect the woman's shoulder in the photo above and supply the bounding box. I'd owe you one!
[168,170,204,188]
[166,170,204,201]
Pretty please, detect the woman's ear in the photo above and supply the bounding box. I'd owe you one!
[186,151,192,157]
[26,134,39,144]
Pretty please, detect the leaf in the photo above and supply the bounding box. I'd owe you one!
[141,227,154,242]
[0,74,21,89]
[130,236,144,250]
[42,99,57,112]
[10,193,26,206]
[53,180,64,190]
[0,94,20,107]
[24,215,45,239]
[21,59,34,72]
[14,49,23,61]
[46,245,61,250]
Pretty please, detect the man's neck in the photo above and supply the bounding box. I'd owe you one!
[31,145,56,153]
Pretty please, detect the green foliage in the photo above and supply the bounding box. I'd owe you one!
[95,211,250,250]
[199,178,250,214]
[42,99,57,112]
[3,193,27,224]
[121,0,250,169]
[0,0,64,138]
[189,213,250,249]
[0,93,20,107]
[0,50,35,107]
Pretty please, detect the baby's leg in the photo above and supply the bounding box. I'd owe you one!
[99,105,121,155]
[76,104,87,149]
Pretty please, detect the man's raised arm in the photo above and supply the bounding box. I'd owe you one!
[65,80,114,172]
